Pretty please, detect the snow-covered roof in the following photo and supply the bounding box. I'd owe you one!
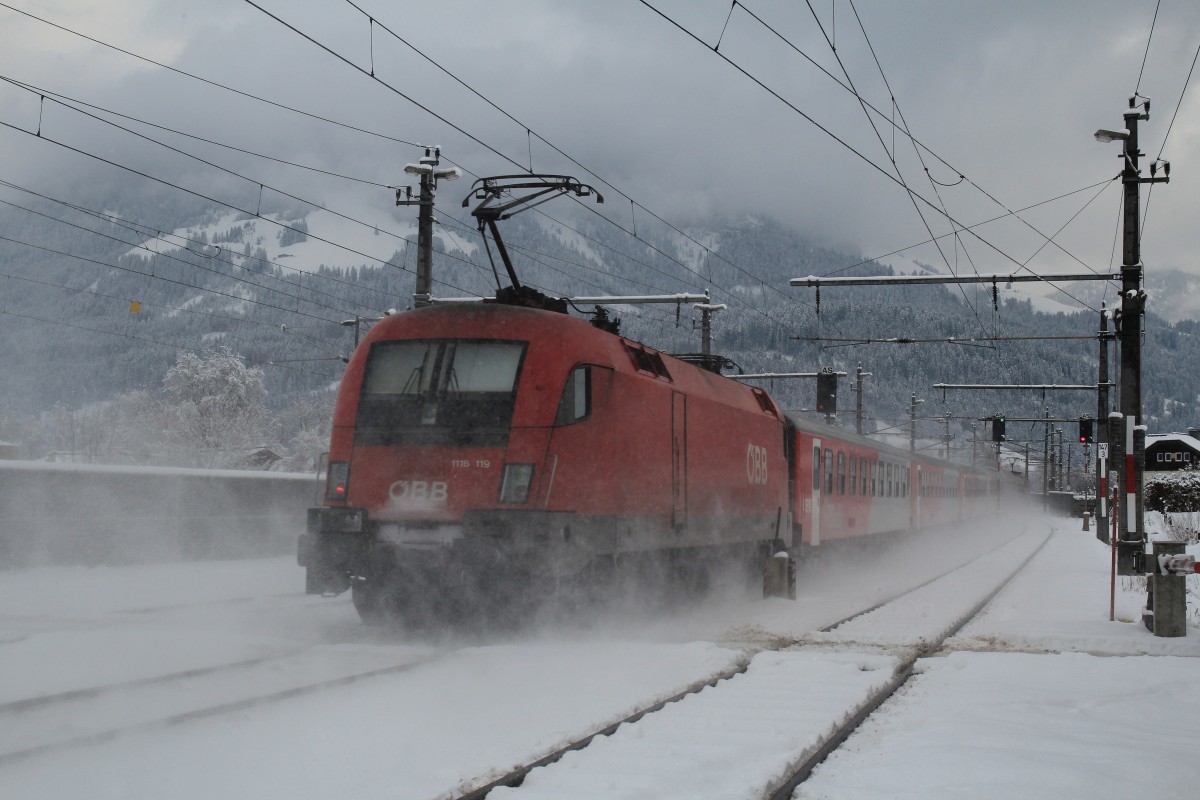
[1146,432,1200,450]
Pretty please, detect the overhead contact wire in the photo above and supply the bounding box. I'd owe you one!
[641,0,1103,311]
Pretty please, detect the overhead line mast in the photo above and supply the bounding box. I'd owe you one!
[1095,97,1175,637]
[396,146,461,308]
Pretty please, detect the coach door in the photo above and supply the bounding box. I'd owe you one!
[810,439,822,546]
[672,392,687,528]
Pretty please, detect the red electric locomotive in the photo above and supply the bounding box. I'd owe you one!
[299,300,794,622]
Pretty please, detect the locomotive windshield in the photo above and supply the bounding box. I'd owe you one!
[355,339,527,446]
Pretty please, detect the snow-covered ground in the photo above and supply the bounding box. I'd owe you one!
[0,511,1196,799]
[798,522,1200,799]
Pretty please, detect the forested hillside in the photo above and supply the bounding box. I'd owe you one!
[2,181,1197,468]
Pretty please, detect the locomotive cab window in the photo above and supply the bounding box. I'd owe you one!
[555,365,592,426]
[355,339,527,446]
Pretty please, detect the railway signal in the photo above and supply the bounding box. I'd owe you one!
[991,415,1006,442]
[1078,416,1094,444]
[816,368,837,415]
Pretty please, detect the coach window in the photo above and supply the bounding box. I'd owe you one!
[859,457,867,495]
[886,463,893,497]
[813,446,821,491]
[849,455,857,496]
[825,449,834,494]
[870,461,876,496]
[554,365,592,426]
[837,452,846,494]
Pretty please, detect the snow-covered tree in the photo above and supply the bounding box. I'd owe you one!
[162,346,267,466]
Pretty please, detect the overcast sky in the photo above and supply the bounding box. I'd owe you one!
[2,0,1198,286]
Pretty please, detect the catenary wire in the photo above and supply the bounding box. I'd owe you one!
[0,42,724,331]
[1134,0,1162,98]
[825,177,1118,279]
[0,268,347,359]
[0,191,382,317]
[334,0,821,319]
[0,178,412,311]
[246,0,829,342]
[0,2,425,153]
[802,0,988,334]
[733,0,1105,283]
[2,1,820,347]
[1142,37,1200,236]
[0,76,395,189]
[0,116,491,300]
[0,231,344,323]
[0,194,361,318]
[640,0,1104,312]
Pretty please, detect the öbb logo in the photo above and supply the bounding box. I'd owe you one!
[388,480,448,504]
[746,444,769,485]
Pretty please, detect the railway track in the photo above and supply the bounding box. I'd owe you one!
[0,646,443,766]
[443,523,1051,800]
[765,525,1055,799]
[813,521,1036,634]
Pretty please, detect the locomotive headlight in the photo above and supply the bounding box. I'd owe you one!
[498,463,535,503]
[325,461,350,502]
